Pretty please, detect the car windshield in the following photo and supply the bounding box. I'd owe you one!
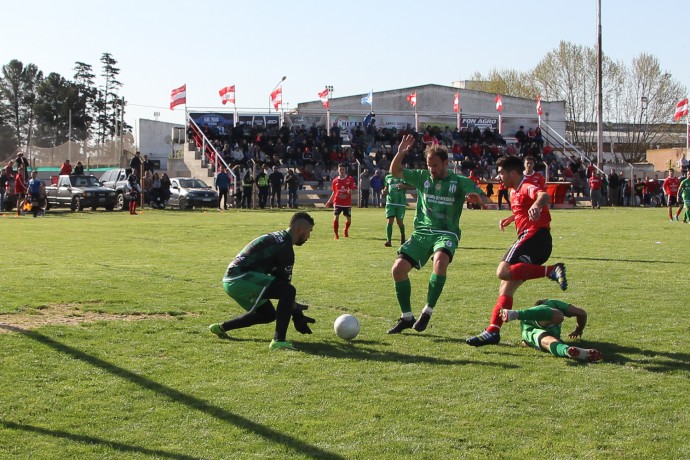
[70,176,99,187]
[179,179,209,189]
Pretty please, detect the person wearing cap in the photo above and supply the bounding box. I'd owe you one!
[15,166,27,216]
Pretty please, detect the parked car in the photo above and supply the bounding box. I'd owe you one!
[45,175,118,211]
[168,177,218,209]
[99,168,133,211]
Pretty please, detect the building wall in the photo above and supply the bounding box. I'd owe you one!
[646,148,688,172]
[138,119,185,171]
[296,84,567,139]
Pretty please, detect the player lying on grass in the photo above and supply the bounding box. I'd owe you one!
[208,211,316,351]
[499,299,603,362]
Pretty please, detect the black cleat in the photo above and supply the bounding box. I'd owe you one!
[549,263,568,291]
[387,317,415,334]
[466,331,501,347]
[412,313,431,332]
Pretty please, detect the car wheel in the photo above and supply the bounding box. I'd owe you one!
[179,197,189,210]
[71,196,81,212]
[115,193,125,211]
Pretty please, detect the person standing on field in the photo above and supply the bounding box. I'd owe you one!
[467,155,567,347]
[382,172,413,247]
[677,170,690,223]
[499,299,603,362]
[663,168,682,221]
[208,212,316,351]
[387,134,489,334]
[325,163,357,239]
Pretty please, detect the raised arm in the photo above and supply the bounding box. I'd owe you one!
[391,134,416,178]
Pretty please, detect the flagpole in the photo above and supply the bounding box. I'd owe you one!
[414,105,419,132]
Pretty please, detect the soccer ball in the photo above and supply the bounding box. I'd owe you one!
[334,314,360,340]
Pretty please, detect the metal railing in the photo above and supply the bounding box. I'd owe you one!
[541,121,605,176]
[185,115,235,192]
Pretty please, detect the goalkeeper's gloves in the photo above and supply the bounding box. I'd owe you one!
[292,310,316,334]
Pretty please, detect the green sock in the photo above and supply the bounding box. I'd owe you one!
[386,222,393,241]
[517,306,554,322]
[426,273,446,309]
[548,342,570,357]
[395,279,412,314]
[400,224,405,241]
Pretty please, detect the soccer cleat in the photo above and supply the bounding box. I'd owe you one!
[412,313,431,332]
[208,323,229,339]
[334,234,339,240]
[344,230,349,238]
[567,347,603,362]
[387,316,415,334]
[269,339,298,351]
[466,330,501,347]
[499,308,519,322]
[549,263,568,291]
[384,241,392,247]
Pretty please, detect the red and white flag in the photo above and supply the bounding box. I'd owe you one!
[170,84,186,110]
[674,98,688,121]
[495,94,503,113]
[271,87,283,111]
[536,95,543,116]
[219,85,235,105]
[453,93,460,113]
[407,92,417,107]
[318,88,329,109]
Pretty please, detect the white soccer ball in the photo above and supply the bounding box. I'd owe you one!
[334,314,360,340]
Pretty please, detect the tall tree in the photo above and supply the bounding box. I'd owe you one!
[0,59,43,148]
[73,61,97,142]
[95,52,123,144]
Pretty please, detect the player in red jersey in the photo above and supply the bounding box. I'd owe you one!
[467,155,568,347]
[523,156,546,190]
[325,163,357,239]
[662,168,683,221]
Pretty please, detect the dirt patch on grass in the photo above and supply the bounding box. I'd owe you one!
[0,303,195,333]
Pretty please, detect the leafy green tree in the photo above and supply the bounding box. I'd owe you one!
[95,52,123,144]
[73,61,98,142]
[0,59,43,148]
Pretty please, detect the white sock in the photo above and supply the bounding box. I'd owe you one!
[422,305,434,316]
[402,311,414,319]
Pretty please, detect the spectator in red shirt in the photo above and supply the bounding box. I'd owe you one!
[15,166,27,216]
[59,159,73,175]
[588,173,603,209]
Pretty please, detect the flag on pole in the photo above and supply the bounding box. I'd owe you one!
[219,85,235,105]
[407,92,417,107]
[170,84,186,110]
[495,94,503,113]
[361,90,373,106]
[453,93,460,113]
[318,88,329,109]
[271,87,283,111]
[536,95,543,116]
[674,98,688,121]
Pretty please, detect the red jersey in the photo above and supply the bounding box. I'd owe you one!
[510,178,551,234]
[663,176,680,195]
[15,174,26,194]
[588,176,602,190]
[331,175,356,207]
[523,172,546,190]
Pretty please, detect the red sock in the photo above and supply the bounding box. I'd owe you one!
[132,201,137,213]
[487,295,513,333]
[333,220,339,236]
[510,263,549,281]
[344,221,351,236]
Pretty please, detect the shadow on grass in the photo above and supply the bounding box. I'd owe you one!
[0,325,346,460]
[298,340,519,368]
[565,256,679,264]
[0,419,202,460]
[578,339,690,373]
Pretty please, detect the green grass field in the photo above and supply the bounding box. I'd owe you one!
[1,206,688,459]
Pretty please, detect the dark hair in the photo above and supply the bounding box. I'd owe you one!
[425,144,448,162]
[534,299,548,306]
[524,156,536,163]
[290,211,314,227]
[496,155,523,174]
[338,163,347,168]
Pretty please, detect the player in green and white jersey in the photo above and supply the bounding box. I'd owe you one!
[383,173,414,247]
[677,170,690,223]
[387,134,490,334]
[500,299,603,362]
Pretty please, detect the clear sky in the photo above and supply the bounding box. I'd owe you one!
[2,0,688,137]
